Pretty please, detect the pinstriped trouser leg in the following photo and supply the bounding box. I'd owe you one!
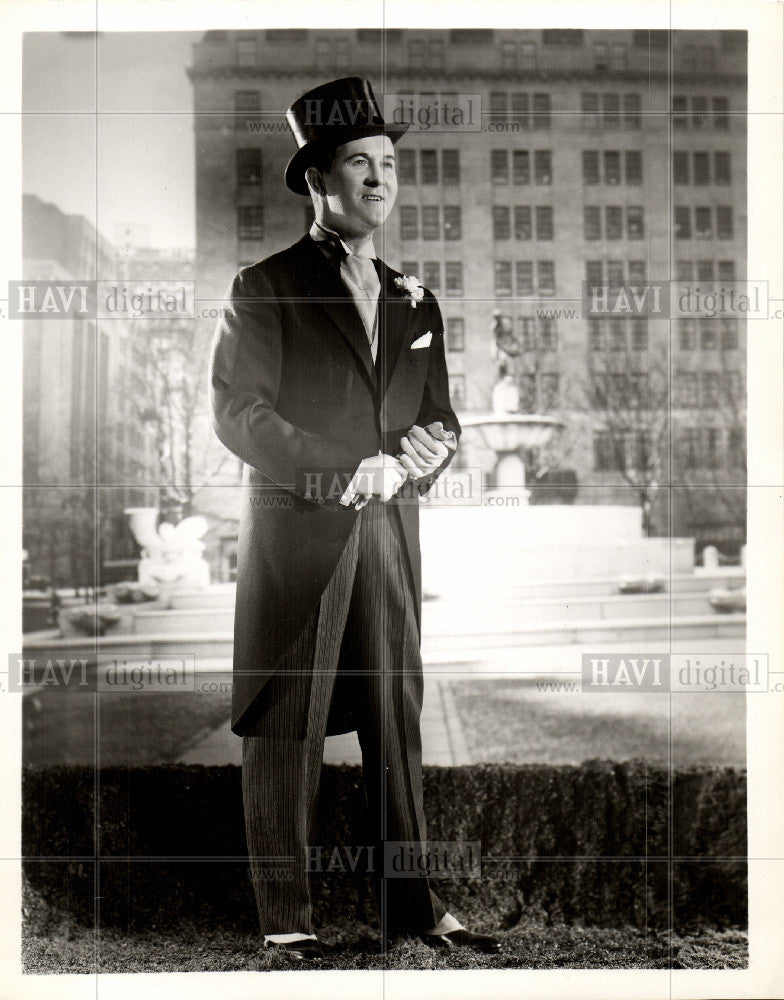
[242,498,446,937]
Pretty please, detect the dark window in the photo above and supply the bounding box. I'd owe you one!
[624,93,642,129]
[236,148,263,185]
[237,205,264,239]
[399,206,418,240]
[609,318,626,350]
[679,427,701,467]
[582,92,600,130]
[626,206,645,239]
[584,207,601,241]
[421,206,439,240]
[589,319,604,351]
[678,375,699,408]
[490,91,508,114]
[602,93,621,130]
[398,148,416,184]
[446,317,465,351]
[605,206,623,240]
[676,259,694,281]
[491,149,509,184]
[697,260,714,282]
[678,319,695,351]
[607,261,624,290]
[511,91,529,125]
[520,374,537,412]
[442,149,460,184]
[628,260,647,286]
[695,207,713,238]
[693,152,710,185]
[422,261,441,291]
[586,260,603,287]
[401,260,418,278]
[420,150,438,184]
[445,263,463,295]
[516,261,534,296]
[538,260,555,296]
[534,150,552,184]
[714,151,731,184]
[494,261,513,296]
[716,207,734,239]
[583,150,600,185]
[536,206,554,240]
[674,207,692,239]
[692,96,709,129]
[631,318,648,351]
[512,150,531,185]
[673,151,690,184]
[532,93,551,128]
[718,260,736,282]
[514,206,532,240]
[672,95,688,130]
[713,96,730,130]
[700,318,717,350]
[604,151,621,186]
[539,317,557,350]
[443,206,461,240]
[542,29,584,45]
[493,206,511,240]
[234,89,260,112]
[625,151,642,185]
[702,372,720,406]
[518,316,535,350]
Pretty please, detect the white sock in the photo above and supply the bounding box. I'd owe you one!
[425,912,464,935]
[264,932,317,945]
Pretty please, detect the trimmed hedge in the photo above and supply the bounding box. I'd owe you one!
[22,761,746,933]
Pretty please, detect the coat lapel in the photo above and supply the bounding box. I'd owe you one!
[374,258,418,398]
[299,236,379,392]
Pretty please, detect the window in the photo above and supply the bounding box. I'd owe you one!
[401,260,418,278]
[611,44,628,71]
[514,206,532,240]
[399,206,418,240]
[541,373,560,407]
[679,427,701,468]
[625,151,642,185]
[444,206,462,240]
[714,152,731,184]
[705,427,720,466]
[516,261,534,296]
[539,318,557,350]
[420,150,438,184]
[728,427,745,469]
[422,262,441,291]
[513,150,531,185]
[534,150,552,184]
[713,96,730,130]
[520,374,537,412]
[234,89,260,112]
[674,207,692,239]
[494,261,513,296]
[511,91,529,125]
[678,374,699,407]
[398,148,416,184]
[609,318,626,350]
[673,151,690,184]
[605,206,623,240]
[626,206,645,239]
[521,40,537,70]
[236,148,263,185]
[586,260,603,288]
[718,260,736,282]
[236,37,257,67]
[538,260,555,296]
[699,318,717,350]
[442,149,460,185]
[716,207,734,238]
[237,205,264,239]
[624,93,642,129]
[672,95,688,130]
[446,317,465,351]
[628,260,647,286]
[532,93,551,128]
[702,372,720,406]
[493,206,511,240]
[692,96,708,129]
[582,92,600,130]
[491,149,509,184]
[450,374,466,407]
[542,29,584,45]
[445,263,463,295]
[589,319,604,351]
[408,39,426,68]
[607,260,624,289]
[518,316,535,350]
[501,40,519,70]
[604,151,621,186]
[490,91,508,114]
[422,206,439,240]
[678,319,696,350]
[536,206,554,240]
[694,207,713,238]
[693,151,710,185]
[631,319,648,351]
[676,260,694,282]
[583,150,600,185]
[602,93,621,129]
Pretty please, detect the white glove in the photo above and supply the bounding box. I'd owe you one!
[339,452,408,508]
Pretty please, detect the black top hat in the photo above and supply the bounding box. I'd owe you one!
[284,77,409,196]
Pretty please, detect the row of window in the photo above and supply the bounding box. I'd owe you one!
[399,261,464,295]
[675,371,744,407]
[674,206,735,239]
[674,151,732,185]
[585,205,646,240]
[588,318,650,352]
[675,259,736,282]
[677,318,740,351]
[399,206,462,240]
[494,260,556,297]
[594,426,745,472]
[491,149,552,185]
[583,150,643,186]
[492,206,554,241]
[488,91,551,128]
[673,96,731,131]
[397,148,460,186]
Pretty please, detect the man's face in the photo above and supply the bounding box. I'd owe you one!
[318,134,398,236]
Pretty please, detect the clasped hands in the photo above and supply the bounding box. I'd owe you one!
[339,422,456,509]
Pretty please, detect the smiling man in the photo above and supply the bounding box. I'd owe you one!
[209,77,500,962]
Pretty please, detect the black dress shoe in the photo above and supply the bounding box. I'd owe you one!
[263,938,325,961]
[421,928,502,953]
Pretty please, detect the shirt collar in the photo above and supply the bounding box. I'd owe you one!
[310,220,376,260]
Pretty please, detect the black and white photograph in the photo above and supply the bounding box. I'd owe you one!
[2,1,783,997]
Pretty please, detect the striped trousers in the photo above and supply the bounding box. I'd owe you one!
[241,498,447,938]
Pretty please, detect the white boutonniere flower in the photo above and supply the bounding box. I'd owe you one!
[394,274,425,308]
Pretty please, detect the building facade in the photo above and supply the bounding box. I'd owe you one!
[188,28,747,549]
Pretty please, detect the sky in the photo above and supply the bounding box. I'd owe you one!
[23,32,201,249]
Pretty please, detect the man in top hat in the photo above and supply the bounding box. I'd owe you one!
[209,77,501,961]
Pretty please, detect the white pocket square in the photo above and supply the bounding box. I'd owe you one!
[410,331,432,349]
